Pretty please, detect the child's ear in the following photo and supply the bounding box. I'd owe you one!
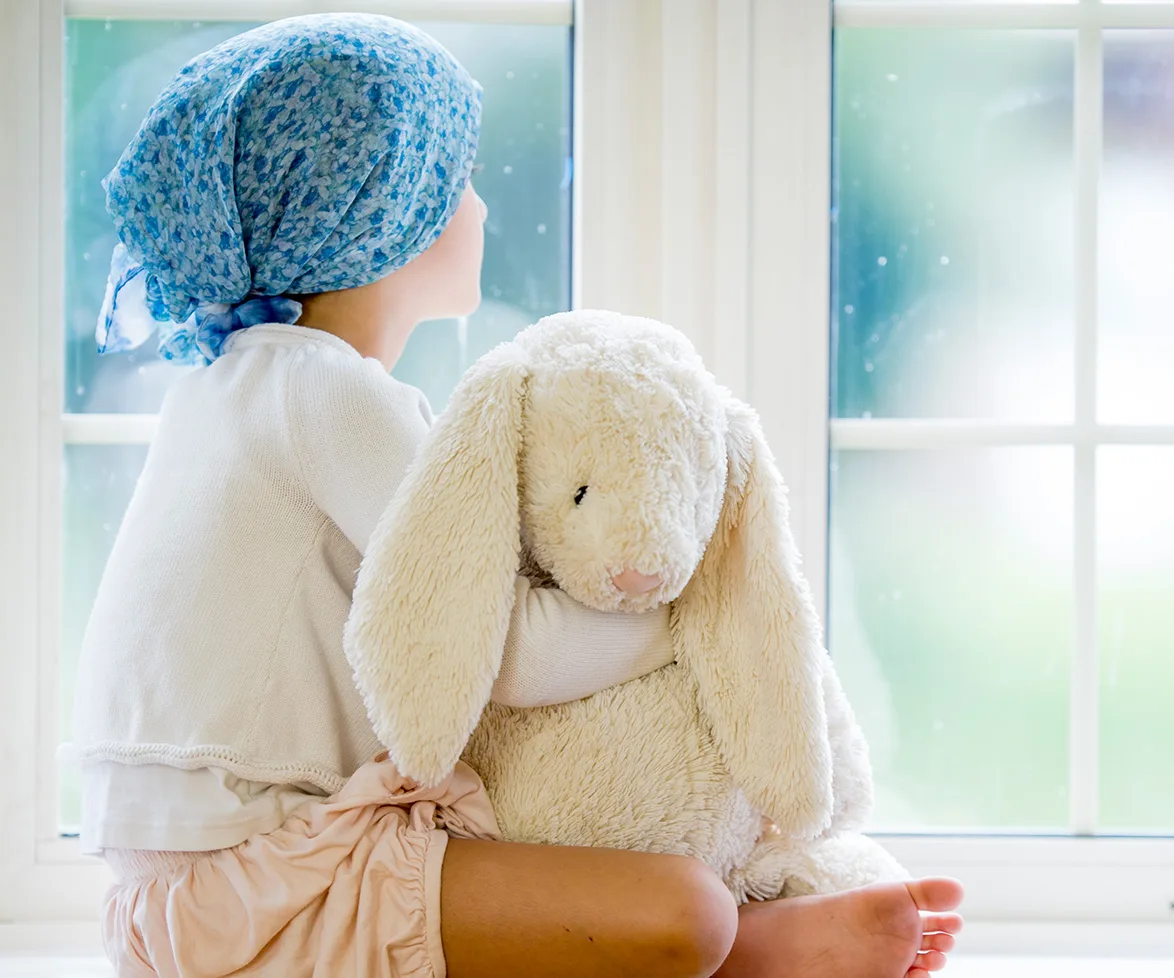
[344,343,529,787]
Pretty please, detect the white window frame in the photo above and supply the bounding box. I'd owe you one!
[827,0,1174,957]
[2,0,1173,958]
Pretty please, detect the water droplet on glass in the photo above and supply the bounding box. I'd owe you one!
[870,333,880,344]
[864,361,874,373]
[503,165,513,175]
[886,73,898,82]
[940,255,950,265]
[506,70,515,80]
[877,256,887,267]
[892,590,902,601]
[137,366,147,375]
[120,103,128,111]
[104,19,112,30]
[75,385,85,396]
[844,304,855,315]
[82,252,90,261]
[537,224,547,235]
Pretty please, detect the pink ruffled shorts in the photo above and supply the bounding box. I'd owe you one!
[101,757,498,978]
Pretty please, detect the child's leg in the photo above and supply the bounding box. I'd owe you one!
[442,840,964,978]
[440,839,739,978]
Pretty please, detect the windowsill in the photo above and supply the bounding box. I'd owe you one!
[2,956,1172,977]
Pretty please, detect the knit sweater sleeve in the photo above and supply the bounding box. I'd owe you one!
[492,577,676,707]
[286,346,434,556]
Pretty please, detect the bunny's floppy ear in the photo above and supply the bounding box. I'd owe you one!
[674,397,834,838]
[345,343,529,787]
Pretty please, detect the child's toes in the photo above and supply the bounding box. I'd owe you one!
[920,932,955,953]
[921,911,964,935]
[913,949,949,971]
[906,878,964,912]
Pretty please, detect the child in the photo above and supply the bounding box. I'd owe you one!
[72,14,962,977]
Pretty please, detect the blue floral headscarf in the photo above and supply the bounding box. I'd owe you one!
[97,13,482,365]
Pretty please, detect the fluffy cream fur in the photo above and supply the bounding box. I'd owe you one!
[347,310,906,900]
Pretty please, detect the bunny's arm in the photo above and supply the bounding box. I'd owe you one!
[491,576,675,707]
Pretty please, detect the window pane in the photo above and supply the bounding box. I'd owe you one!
[830,448,1072,829]
[832,30,1074,421]
[1099,448,1174,830]
[60,444,150,832]
[65,18,572,414]
[1100,32,1174,425]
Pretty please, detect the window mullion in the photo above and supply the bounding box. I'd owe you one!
[0,0,50,922]
[1069,6,1102,837]
[835,2,1174,31]
[748,0,831,616]
[38,0,67,851]
[61,413,159,445]
[64,0,574,26]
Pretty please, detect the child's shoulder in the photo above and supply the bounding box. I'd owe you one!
[271,327,433,431]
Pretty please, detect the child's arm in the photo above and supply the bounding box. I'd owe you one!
[490,576,674,708]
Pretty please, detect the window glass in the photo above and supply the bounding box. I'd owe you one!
[830,448,1073,829]
[1098,447,1174,829]
[1099,31,1174,425]
[59,17,572,832]
[833,30,1074,421]
[61,444,150,831]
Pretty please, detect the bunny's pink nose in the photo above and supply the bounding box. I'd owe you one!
[612,569,664,595]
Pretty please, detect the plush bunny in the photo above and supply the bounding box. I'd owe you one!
[346,310,906,901]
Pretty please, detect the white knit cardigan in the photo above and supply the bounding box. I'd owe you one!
[70,325,673,793]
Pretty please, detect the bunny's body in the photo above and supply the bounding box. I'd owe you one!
[348,311,906,902]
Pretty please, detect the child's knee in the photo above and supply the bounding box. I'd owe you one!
[646,856,739,978]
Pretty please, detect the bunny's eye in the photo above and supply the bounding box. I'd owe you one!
[574,486,588,506]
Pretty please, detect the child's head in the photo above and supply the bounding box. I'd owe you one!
[96,14,484,366]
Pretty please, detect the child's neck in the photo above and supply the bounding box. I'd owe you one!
[294,276,418,371]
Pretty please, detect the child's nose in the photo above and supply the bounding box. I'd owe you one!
[611,569,663,595]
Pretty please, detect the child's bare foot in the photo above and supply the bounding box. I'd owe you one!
[714,877,964,978]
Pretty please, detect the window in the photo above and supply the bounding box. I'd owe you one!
[2,0,597,937]
[831,1,1174,833]
[3,0,1172,957]
[827,0,1174,952]
[58,12,572,835]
